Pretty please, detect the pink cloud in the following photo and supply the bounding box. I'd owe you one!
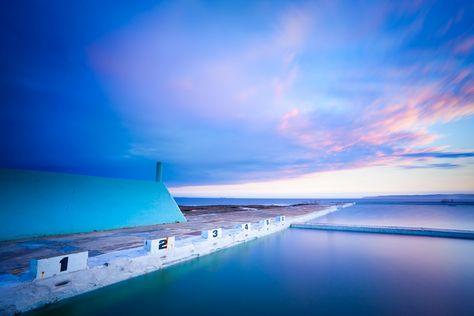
[453,36,474,54]
[278,74,474,172]
[88,4,314,129]
[85,1,474,184]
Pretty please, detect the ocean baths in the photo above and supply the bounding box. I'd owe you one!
[0,203,351,314]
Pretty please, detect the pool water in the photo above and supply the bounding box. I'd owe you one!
[29,228,474,316]
[313,203,474,230]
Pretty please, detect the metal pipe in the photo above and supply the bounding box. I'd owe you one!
[155,162,163,182]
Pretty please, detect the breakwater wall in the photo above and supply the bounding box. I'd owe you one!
[290,223,474,240]
[0,168,185,241]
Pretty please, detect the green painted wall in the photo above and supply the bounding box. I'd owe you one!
[0,168,186,241]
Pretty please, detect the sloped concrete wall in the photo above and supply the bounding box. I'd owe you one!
[0,169,186,241]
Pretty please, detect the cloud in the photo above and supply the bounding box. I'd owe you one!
[87,1,474,185]
[402,151,474,159]
[453,36,474,55]
[89,4,313,123]
[401,163,460,169]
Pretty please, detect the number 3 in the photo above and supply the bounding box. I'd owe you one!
[212,230,218,237]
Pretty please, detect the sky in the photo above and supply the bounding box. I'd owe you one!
[1,0,473,197]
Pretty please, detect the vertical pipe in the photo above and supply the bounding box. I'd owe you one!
[155,162,163,182]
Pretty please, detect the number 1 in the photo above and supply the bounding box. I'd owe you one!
[59,257,68,272]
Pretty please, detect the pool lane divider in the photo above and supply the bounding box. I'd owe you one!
[290,223,474,240]
[0,203,354,315]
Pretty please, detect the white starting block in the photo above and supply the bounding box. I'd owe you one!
[144,236,175,255]
[201,228,222,239]
[274,215,286,225]
[259,218,272,230]
[30,251,88,280]
[236,223,251,231]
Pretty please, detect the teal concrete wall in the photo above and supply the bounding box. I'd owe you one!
[0,169,186,241]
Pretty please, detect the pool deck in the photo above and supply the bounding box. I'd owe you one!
[291,223,474,240]
[0,204,326,276]
[0,203,350,315]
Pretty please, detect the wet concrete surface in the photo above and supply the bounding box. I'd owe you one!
[0,204,325,275]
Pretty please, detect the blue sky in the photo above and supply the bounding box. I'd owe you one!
[1,0,473,196]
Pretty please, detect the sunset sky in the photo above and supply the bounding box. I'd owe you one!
[1,0,473,197]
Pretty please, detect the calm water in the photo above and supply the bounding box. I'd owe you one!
[26,203,474,315]
[177,197,474,230]
[29,228,474,316]
[313,204,474,230]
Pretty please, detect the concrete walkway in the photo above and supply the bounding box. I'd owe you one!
[291,223,474,240]
[0,204,325,276]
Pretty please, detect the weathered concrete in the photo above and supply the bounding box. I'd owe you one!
[291,223,474,240]
[0,204,325,276]
[0,168,185,241]
[0,203,352,315]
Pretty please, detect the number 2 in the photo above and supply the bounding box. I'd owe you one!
[158,239,168,249]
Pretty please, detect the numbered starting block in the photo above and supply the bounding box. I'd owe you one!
[259,218,272,230]
[234,223,251,238]
[30,251,88,280]
[239,223,251,231]
[201,228,222,239]
[274,215,286,225]
[144,236,175,255]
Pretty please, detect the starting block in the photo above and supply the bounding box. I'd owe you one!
[201,228,222,239]
[144,236,175,255]
[30,251,88,280]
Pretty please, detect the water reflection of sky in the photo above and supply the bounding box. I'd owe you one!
[313,204,474,230]
[29,229,474,316]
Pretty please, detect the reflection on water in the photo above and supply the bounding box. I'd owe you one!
[29,229,474,316]
[314,204,474,230]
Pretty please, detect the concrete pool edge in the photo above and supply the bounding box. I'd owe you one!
[0,203,354,315]
[290,223,474,240]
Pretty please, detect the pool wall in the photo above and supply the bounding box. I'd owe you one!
[291,223,474,239]
[0,168,186,241]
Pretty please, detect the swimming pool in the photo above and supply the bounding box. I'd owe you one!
[28,228,474,316]
[311,203,474,230]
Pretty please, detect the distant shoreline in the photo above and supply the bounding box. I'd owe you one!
[176,195,474,207]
